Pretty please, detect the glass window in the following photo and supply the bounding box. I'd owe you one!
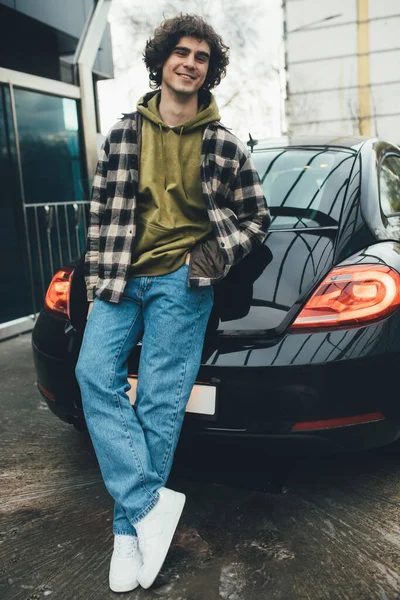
[14,89,87,204]
[0,87,89,325]
[252,149,356,229]
[0,84,34,324]
[380,155,400,216]
[14,89,88,315]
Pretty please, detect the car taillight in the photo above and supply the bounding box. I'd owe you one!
[290,265,400,331]
[44,267,74,319]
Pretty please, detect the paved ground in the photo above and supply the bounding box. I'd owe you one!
[1,333,400,600]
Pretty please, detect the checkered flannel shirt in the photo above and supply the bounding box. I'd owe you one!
[85,114,270,303]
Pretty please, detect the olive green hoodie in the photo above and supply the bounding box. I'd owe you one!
[130,90,220,277]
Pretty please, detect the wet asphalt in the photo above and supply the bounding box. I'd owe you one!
[1,333,400,600]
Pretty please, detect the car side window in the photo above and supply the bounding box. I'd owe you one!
[379,155,400,216]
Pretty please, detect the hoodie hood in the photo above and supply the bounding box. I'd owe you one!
[136,89,221,198]
[136,89,220,131]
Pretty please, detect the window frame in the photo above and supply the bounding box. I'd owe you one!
[378,152,400,218]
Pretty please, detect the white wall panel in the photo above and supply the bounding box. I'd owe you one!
[286,0,356,33]
[370,49,400,84]
[291,87,359,122]
[371,83,400,115]
[289,57,357,93]
[374,115,400,144]
[369,17,400,51]
[369,0,400,19]
[290,108,400,140]
[290,119,359,136]
[287,24,356,64]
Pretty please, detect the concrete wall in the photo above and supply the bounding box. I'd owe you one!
[285,0,400,142]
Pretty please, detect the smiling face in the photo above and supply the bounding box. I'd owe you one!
[161,35,211,98]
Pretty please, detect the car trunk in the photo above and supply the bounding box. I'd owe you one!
[211,226,338,336]
[68,225,338,339]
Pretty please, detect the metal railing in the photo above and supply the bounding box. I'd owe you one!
[25,200,89,312]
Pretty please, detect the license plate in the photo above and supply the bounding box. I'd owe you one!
[127,377,216,416]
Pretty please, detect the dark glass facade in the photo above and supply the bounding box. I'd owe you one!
[0,87,88,324]
[0,84,33,322]
[0,0,113,328]
[15,90,86,205]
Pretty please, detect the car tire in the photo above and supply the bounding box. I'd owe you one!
[71,417,87,432]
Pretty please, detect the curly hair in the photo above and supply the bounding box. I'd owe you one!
[143,14,229,91]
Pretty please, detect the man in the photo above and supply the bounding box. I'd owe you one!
[75,13,270,593]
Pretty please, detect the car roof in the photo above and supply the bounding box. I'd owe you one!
[249,135,370,153]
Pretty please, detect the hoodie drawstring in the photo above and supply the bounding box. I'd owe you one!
[178,126,187,198]
[159,123,167,190]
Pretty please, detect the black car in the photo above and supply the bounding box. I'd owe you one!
[32,135,400,454]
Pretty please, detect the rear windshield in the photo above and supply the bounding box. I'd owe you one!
[252,148,356,229]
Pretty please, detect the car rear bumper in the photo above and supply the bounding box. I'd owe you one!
[180,417,400,455]
[32,328,83,427]
[32,334,400,453]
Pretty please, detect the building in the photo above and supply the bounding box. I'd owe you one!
[0,0,113,339]
[283,0,400,141]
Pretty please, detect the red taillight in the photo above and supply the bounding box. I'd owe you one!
[291,412,384,431]
[44,267,74,319]
[290,265,400,331]
[37,383,55,401]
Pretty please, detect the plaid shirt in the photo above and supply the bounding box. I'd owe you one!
[85,113,270,303]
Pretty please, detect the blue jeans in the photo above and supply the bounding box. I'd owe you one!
[75,264,213,535]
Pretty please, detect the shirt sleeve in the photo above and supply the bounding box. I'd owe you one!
[84,137,109,301]
[230,149,271,263]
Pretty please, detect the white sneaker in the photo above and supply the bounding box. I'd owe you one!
[109,534,142,593]
[136,487,186,589]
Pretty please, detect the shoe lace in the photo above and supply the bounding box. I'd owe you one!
[115,535,138,558]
